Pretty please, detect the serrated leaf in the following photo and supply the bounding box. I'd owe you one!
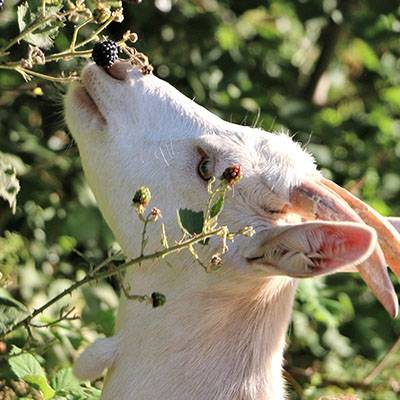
[209,195,224,219]
[9,349,55,399]
[177,209,204,235]
[0,296,27,335]
[17,2,63,49]
[9,348,45,377]
[51,368,84,395]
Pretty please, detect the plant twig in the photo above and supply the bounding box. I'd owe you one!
[0,12,70,56]
[28,306,79,328]
[0,227,225,339]
[287,366,374,392]
[363,335,400,384]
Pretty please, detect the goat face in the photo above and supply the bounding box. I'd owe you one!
[65,62,399,316]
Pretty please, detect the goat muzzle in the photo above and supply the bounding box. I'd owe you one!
[288,179,399,318]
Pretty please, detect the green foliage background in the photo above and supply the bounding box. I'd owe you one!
[0,0,400,399]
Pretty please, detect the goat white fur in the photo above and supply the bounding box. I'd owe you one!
[65,62,399,400]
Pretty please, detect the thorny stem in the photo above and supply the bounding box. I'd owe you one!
[0,227,225,339]
[363,335,400,384]
[70,17,95,51]
[74,17,115,49]
[28,306,79,328]
[0,12,69,56]
[0,14,128,83]
[140,215,151,257]
[18,67,79,82]
[41,0,46,18]
[286,366,375,392]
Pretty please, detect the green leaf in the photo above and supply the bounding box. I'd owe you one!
[84,386,102,400]
[51,368,85,395]
[352,38,380,71]
[8,347,55,399]
[216,24,239,50]
[177,209,204,235]
[24,375,56,399]
[209,195,225,219]
[0,295,27,335]
[382,87,400,110]
[17,2,63,49]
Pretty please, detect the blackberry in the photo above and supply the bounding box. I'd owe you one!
[0,0,4,9]
[151,292,166,308]
[92,40,118,68]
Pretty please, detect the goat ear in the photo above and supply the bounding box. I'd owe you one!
[251,222,377,278]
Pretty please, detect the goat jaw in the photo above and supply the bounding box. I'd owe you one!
[289,179,398,318]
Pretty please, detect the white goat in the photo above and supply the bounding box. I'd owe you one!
[64,61,400,400]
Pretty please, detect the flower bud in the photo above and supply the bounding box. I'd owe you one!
[113,9,124,23]
[20,58,33,69]
[68,12,80,24]
[149,207,162,222]
[210,254,222,266]
[93,7,111,23]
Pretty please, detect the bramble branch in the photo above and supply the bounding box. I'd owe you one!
[0,226,226,339]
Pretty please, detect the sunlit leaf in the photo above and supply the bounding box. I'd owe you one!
[177,209,204,235]
[17,2,63,49]
[9,347,55,399]
[51,368,85,395]
[210,195,224,219]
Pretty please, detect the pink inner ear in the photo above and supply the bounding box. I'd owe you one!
[310,224,375,272]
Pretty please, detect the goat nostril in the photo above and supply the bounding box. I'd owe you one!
[108,61,132,81]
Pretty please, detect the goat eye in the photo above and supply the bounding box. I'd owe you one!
[198,157,213,181]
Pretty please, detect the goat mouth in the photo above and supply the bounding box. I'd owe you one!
[73,84,106,124]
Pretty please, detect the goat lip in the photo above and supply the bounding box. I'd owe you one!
[74,83,106,124]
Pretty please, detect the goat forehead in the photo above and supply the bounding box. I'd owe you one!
[207,129,318,179]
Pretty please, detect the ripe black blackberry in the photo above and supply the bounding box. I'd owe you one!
[92,40,118,68]
[0,0,4,9]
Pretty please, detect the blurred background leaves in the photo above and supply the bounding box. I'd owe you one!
[0,0,400,399]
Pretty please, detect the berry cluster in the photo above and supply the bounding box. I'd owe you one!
[0,0,4,9]
[92,40,118,68]
[221,164,242,186]
[151,292,166,308]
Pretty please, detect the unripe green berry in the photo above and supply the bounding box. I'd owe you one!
[132,186,151,207]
